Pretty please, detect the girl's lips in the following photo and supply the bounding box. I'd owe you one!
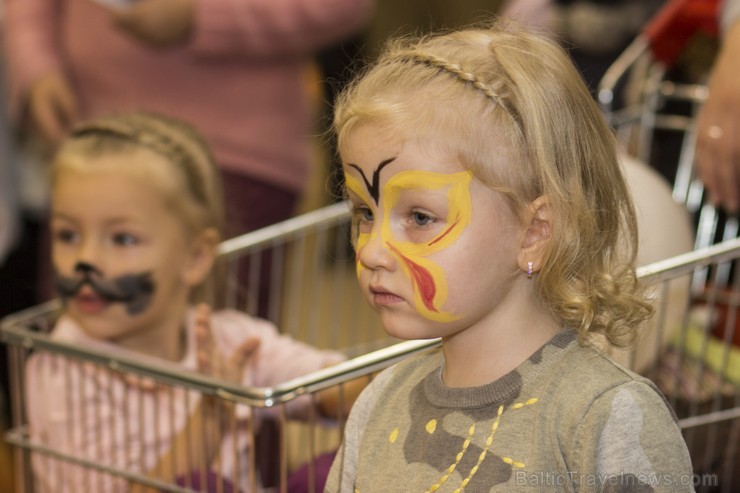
[73,290,111,315]
[370,286,405,306]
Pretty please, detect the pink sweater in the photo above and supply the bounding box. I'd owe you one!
[3,0,374,191]
[25,309,344,492]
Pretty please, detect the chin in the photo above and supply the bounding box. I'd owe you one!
[380,314,441,341]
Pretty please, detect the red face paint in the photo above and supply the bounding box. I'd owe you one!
[428,215,460,247]
[388,242,438,313]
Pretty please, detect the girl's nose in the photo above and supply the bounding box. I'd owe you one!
[357,230,397,272]
[77,238,103,269]
[75,262,100,276]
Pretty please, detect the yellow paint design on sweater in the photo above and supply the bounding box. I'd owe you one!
[431,398,538,492]
[369,397,540,493]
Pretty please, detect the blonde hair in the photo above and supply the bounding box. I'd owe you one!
[51,111,224,302]
[334,20,653,346]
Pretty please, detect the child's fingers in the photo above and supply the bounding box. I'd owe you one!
[193,303,257,381]
[197,351,210,374]
[123,373,160,391]
[233,337,261,368]
[210,337,261,382]
[196,332,210,373]
[195,303,213,374]
[195,302,211,324]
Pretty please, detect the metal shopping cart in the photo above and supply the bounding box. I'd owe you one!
[597,0,740,490]
[0,203,402,493]
[2,207,740,492]
[598,0,729,251]
[2,1,740,489]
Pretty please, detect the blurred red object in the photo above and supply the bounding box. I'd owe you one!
[699,287,740,347]
[644,0,720,66]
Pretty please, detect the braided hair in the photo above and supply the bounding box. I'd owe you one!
[52,111,224,236]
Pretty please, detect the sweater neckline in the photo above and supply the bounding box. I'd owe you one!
[423,329,577,409]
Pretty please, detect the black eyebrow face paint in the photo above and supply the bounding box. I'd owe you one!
[347,157,395,204]
[53,262,156,315]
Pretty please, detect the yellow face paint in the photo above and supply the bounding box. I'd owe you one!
[345,172,374,259]
[346,168,473,323]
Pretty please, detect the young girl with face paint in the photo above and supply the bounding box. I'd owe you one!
[325,21,696,492]
[26,112,349,492]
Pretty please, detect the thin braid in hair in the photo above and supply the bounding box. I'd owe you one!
[395,49,519,126]
[70,115,211,207]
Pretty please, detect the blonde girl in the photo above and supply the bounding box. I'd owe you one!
[325,20,695,492]
[27,112,345,492]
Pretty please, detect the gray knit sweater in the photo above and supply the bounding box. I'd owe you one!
[325,330,695,492]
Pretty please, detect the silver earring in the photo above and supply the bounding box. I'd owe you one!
[527,261,534,279]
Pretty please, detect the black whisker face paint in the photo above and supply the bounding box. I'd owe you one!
[53,262,156,315]
[347,157,395,204]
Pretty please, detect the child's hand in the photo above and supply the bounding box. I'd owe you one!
[27,72,79,147]
[194,303,260,384]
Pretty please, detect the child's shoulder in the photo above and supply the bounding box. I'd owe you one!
[564,342,665,397]
[516,331,663,405]
[547,341,677,427]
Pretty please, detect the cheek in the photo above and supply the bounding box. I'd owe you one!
[156,248,203,297]
[50,252,66,273]
[417,236,483,312]
[150,263,182,293]
[51,244,77,270]
[392,247,457,323]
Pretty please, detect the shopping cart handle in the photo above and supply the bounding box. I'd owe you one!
[643,0,719,66]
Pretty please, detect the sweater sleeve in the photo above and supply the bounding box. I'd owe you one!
[569,380,695,492]
[324,366,395,493]
[189,0,374,59]
[2,0,64,122]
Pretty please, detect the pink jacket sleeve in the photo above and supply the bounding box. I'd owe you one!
[211,309,344,388]
[191,0,375,58]
[212,310,346,421]
[2,0,63,121]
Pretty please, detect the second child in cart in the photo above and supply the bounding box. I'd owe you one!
[27,111,357,492]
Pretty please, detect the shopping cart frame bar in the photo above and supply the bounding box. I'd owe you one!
[3,237,740,410]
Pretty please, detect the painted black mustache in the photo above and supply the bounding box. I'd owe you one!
[53,262,155,315]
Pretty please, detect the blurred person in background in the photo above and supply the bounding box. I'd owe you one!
[3,0,376,320]
[695,0,740,213]
[501,0,665,92]
[3,0,375,239]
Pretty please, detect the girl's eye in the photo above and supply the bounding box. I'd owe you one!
[350,205,374,238]
[352,205,374,223]
[411,211,434,227]
[113,233,139,246]
[53,228,79,244]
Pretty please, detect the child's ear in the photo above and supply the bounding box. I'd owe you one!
[517,195,552,276]
[182,227,220,287]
